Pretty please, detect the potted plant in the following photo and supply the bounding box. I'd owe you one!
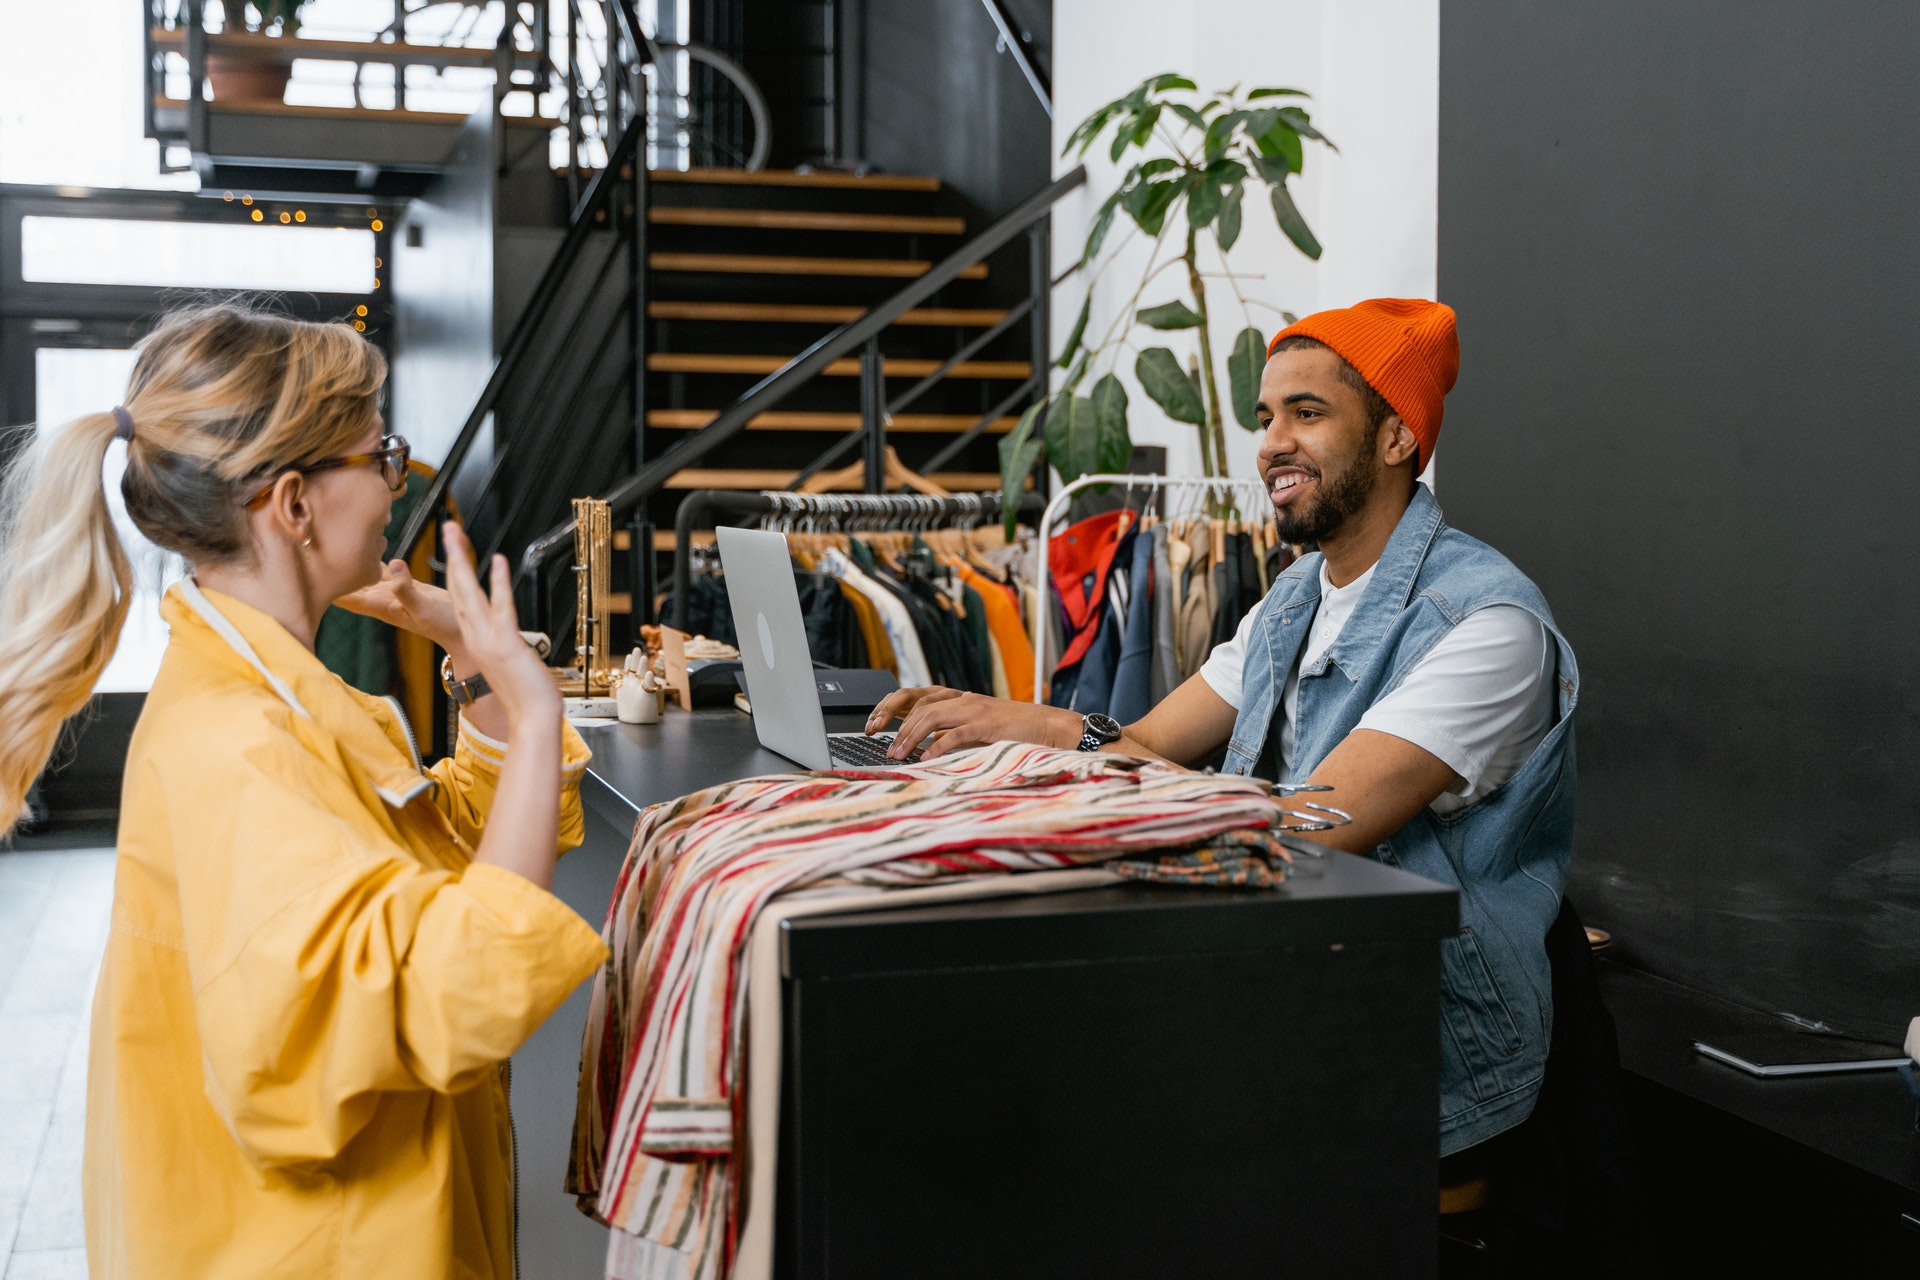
[207,0,307,103]
[1001,72,1335,529]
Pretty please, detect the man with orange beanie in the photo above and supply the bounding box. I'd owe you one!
[870,297,1579,1167]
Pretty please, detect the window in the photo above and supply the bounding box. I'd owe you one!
[22,216,376,292]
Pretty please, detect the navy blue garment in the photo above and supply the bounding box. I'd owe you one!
[1051,524,1136,714]
[1106,522,1158,723]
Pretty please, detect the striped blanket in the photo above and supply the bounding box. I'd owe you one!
[568,741,1296,1280]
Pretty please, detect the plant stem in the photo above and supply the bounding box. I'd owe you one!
[1184,223,1231,486]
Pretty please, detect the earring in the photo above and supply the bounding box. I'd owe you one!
[302,537,314,550]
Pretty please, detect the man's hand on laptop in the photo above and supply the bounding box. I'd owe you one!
[867,687,1082,761]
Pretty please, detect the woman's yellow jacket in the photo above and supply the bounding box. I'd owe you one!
[82,581,609,1278]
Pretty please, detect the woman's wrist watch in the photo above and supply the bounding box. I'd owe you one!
[1077,712,1123,752]
[440,655,491,707]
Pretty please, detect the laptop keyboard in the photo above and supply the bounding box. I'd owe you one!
[827,733,923,767]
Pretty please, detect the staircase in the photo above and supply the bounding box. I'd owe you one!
[639,166,1022,526]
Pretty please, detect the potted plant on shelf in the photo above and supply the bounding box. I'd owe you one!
[207,0,307,104]
[1000,72,1335,530]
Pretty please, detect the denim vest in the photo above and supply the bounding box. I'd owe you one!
[1223,484,1579,1155]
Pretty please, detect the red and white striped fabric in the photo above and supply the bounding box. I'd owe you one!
[569,741,1292,1280]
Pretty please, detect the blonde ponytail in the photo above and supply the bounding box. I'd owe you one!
[0,302,385,835]
[0,413,134,833]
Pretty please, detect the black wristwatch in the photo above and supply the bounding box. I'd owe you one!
[440,655,492,708]
[1077,712,1123,752]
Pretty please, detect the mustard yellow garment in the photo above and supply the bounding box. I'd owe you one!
[83,581,609,1279]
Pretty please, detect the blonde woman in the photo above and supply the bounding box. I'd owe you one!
[0,305,608,1278]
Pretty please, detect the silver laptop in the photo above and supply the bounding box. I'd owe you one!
[714,526,921,769]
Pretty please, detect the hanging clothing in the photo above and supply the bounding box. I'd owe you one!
[837,580,897,677]
[820,548,933,688]
[796,568,868,670]
[1176,523,1216,681]
[1107,525,1158,724]
[86,581,607,1280]
[1048,509,1131,673]
[1149,524,1180,708]
[1208,528,1243,653]
[954,562,1035,701]
[568,742,1299,1280]
[1051,522,1136,712]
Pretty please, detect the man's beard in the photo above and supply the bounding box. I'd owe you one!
[1271,441,1378,544]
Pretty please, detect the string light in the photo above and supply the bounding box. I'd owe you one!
[222,191,234,202]
[240,195,253,206]
[250,209,263,222]
[353,320,367,332]
[278,212,291,224]
[374,257,382,268]
[372,279,381,289]
[371,218,384,232]
[294,210,306,223]
[355,304,368,317]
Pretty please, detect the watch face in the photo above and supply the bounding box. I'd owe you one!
[1085,713,1122,741]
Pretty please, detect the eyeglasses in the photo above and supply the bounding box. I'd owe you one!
[244,435,411,509]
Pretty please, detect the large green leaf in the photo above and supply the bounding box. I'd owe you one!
[1123,177,1184,237]
[1135,347,1206,425]
[1082,188,1124,265]
[1203,109,1249,162]
[1043,392,1107,481]
[1137,157,1180,178]
[1136,300,1204,330]
[1247,86,1310,100]
[1250,153,1293,187]
[1109,117,1137,162]
[1061,349,1091,392]
[1146,73,1199,93]
[1227,325,1268,431]
[1276,105,1332,147]
[1168,102,1209,133]
[1187,173,1222,231]
[1063,98,1127,157]
[1244,108,1284,141]
[1089,374,1133,474]
[1269,179,1322,260]
[1217,181,1244,251]
[1055,292,1091,369]
[998,401,1046,537]
[1256,120,1305,173]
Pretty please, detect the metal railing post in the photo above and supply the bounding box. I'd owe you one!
[1028,221,1050,403]
[185,0,207,158]
[860,337,886,493]
[566,0,582,203]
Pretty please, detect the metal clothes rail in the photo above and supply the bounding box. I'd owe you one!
[1029,473,1275,704]
[668,489,1046,632]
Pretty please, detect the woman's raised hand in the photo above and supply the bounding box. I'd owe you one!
[441,522,559,731]
[336,557,459,649]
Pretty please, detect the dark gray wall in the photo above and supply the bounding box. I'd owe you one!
[1437,2,1920,1041]
[850,0,1051,222]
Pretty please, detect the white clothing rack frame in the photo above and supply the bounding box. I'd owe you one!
[1030,473,1276,704]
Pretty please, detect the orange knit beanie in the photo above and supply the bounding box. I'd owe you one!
[1268,298,1459,471]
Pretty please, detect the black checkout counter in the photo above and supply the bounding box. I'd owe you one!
[505,710,1920,1277]
[507,709,1460,1279]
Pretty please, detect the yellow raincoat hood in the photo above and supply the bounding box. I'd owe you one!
[83,581,608,1278]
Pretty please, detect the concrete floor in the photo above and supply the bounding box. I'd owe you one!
[0,846,114,1280]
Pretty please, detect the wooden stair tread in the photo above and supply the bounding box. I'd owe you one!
[649,207,964,235]
[664,469,1001,491]
[650,167,941,192]
[648,301,1007,327]
[648,354,1030,379]
[649,252,986,280]
[648,409,1017,433]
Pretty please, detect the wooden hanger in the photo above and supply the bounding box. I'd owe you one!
[798,446,952,497]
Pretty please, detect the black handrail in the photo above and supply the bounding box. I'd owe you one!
[515,163,1089,585]
[978,0,1051,116]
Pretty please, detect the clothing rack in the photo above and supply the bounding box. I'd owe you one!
[670,488,1046,631]
[1029,473,1275,703]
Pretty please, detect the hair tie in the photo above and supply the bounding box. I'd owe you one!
[111,406,135,443]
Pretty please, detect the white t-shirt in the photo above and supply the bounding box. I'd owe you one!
[1198,560,1555,815]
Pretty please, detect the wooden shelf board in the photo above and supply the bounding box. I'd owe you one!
[649,252,986,280]
[148,28,537,68]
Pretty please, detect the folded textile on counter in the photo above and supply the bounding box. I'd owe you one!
[567,741,1298,1280]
